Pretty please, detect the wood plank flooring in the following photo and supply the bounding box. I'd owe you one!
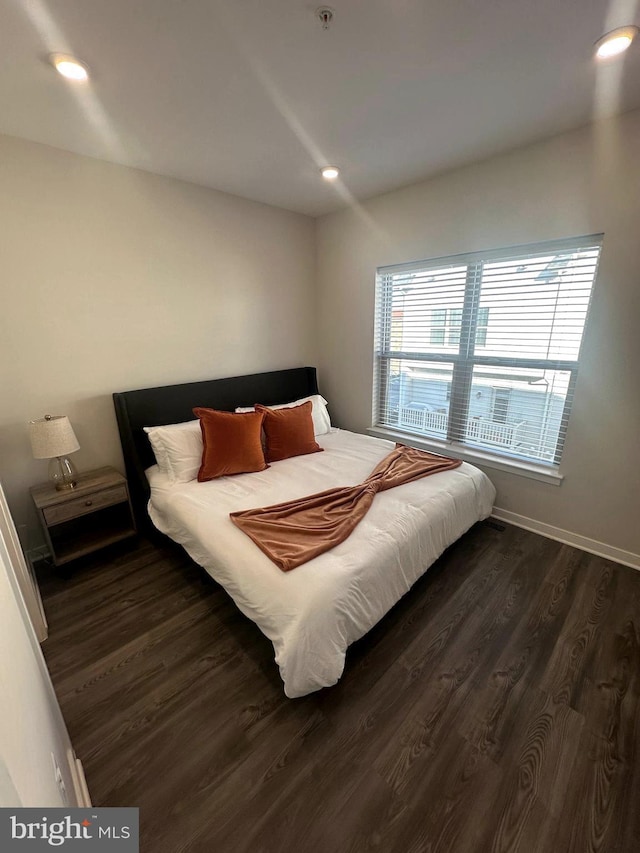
[39,522,640,853]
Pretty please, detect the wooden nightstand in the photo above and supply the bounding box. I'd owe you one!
[31,466,136,567]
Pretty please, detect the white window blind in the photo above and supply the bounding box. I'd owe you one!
[374,235,603,466]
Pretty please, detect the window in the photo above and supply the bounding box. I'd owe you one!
[445,307,489,346]
[475,307,489,347]
[374,235,603,467]
[429,309,447,345]
[447,309,462,346]
[492,388,511,424]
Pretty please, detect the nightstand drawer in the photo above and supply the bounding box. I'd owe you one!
[43,484,129,526]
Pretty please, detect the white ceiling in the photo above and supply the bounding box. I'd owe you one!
[2,1,639,216]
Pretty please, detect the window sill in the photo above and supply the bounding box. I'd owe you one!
[367,426,564,486]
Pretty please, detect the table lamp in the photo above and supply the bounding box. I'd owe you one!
[29,415,80,491]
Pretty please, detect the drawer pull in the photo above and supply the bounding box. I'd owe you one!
[42,484,128,526]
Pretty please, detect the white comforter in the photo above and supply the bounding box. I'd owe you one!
[147,429,495,697]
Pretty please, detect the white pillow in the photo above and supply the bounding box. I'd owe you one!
[144,420,202,484]
[235,394,331,435]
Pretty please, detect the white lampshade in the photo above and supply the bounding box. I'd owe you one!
[29,415,80,459]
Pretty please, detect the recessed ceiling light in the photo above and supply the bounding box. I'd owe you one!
[594,25,638,60]
[321,166,340,181]
[50,54,89,81]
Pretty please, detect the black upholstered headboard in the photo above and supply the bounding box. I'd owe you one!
[113,366,319,529]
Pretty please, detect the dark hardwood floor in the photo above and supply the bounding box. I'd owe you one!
[39,521,640,853]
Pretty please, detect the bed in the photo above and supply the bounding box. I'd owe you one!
[113,367,496,697]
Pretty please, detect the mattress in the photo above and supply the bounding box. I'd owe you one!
[147,429,496,697]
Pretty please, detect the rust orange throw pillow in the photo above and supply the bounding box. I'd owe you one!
[255,401,323,463]
[193,408,267,481]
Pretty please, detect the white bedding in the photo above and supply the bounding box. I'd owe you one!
[147,429,496,697]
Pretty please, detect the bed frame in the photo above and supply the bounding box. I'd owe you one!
[113,366,319,530]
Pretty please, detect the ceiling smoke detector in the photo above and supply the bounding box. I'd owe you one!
[316,7,334,30]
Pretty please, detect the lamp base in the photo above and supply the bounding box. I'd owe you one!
[49,456,78,491]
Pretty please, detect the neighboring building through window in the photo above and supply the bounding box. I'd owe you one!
[374,235,603,467]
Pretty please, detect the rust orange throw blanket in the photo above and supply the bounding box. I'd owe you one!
[230,444,461,571]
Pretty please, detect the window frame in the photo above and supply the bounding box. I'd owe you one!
[373,235,603,473]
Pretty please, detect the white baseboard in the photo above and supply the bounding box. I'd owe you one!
[491,507,640,571]
[72,756,92,808]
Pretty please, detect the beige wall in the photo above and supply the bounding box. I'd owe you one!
[0,134,316,539]
[316,108,640,556]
